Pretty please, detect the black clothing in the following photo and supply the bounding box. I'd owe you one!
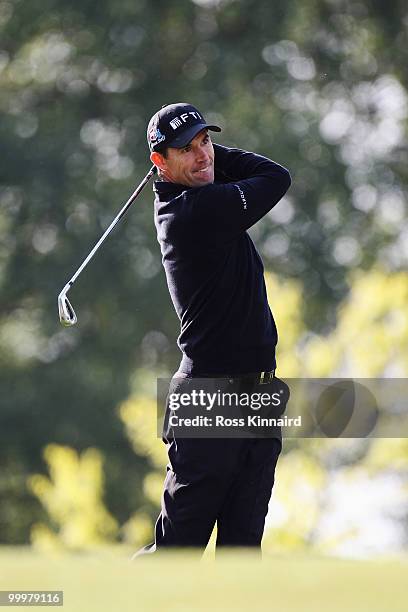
[136,144,291,556]
[154,144,291,376]
[134,375,282,556]
[151,436,281,551]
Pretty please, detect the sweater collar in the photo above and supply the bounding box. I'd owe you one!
[153,180,190,201]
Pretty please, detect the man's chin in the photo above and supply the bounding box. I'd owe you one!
[191,169,214,186]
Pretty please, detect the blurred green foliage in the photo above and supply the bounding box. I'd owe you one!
[0,0,407,548]
[28,444,118,551]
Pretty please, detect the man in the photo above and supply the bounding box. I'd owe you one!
[137,102,291,555]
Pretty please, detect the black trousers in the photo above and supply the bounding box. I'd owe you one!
[135,376,282,555]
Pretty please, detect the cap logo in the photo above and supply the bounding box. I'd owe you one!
[169,111,203,130]
[149,125,165,145]
[169,117,183,130]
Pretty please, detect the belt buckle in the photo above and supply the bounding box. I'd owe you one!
[259,370,274,385]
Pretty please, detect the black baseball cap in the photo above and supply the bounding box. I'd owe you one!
[147,102,221,152]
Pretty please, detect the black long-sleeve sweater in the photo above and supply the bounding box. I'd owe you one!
[153,143,291,376]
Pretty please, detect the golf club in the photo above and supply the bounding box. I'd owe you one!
[58,164,157,327]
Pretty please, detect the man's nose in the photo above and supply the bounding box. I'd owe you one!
[194,147,209,162]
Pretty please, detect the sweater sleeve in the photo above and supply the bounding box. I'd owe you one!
[190,143,291,238]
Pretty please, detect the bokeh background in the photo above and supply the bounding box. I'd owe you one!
[1,0,408,589]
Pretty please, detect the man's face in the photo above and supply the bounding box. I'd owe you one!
[152,129,215,187]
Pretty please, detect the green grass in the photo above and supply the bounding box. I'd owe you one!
[0,547,407,612]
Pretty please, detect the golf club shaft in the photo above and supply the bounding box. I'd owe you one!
[65,165,156,291]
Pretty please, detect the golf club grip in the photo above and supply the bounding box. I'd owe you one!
[67,165,157,287]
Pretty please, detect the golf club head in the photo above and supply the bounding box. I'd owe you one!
[58,286,77,327]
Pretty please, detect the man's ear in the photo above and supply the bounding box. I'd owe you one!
[150,151,166,173]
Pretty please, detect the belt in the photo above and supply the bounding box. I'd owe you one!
[235,369,276,385]
[174,369,276,385]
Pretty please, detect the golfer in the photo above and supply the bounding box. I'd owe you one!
[136,102,291,555]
